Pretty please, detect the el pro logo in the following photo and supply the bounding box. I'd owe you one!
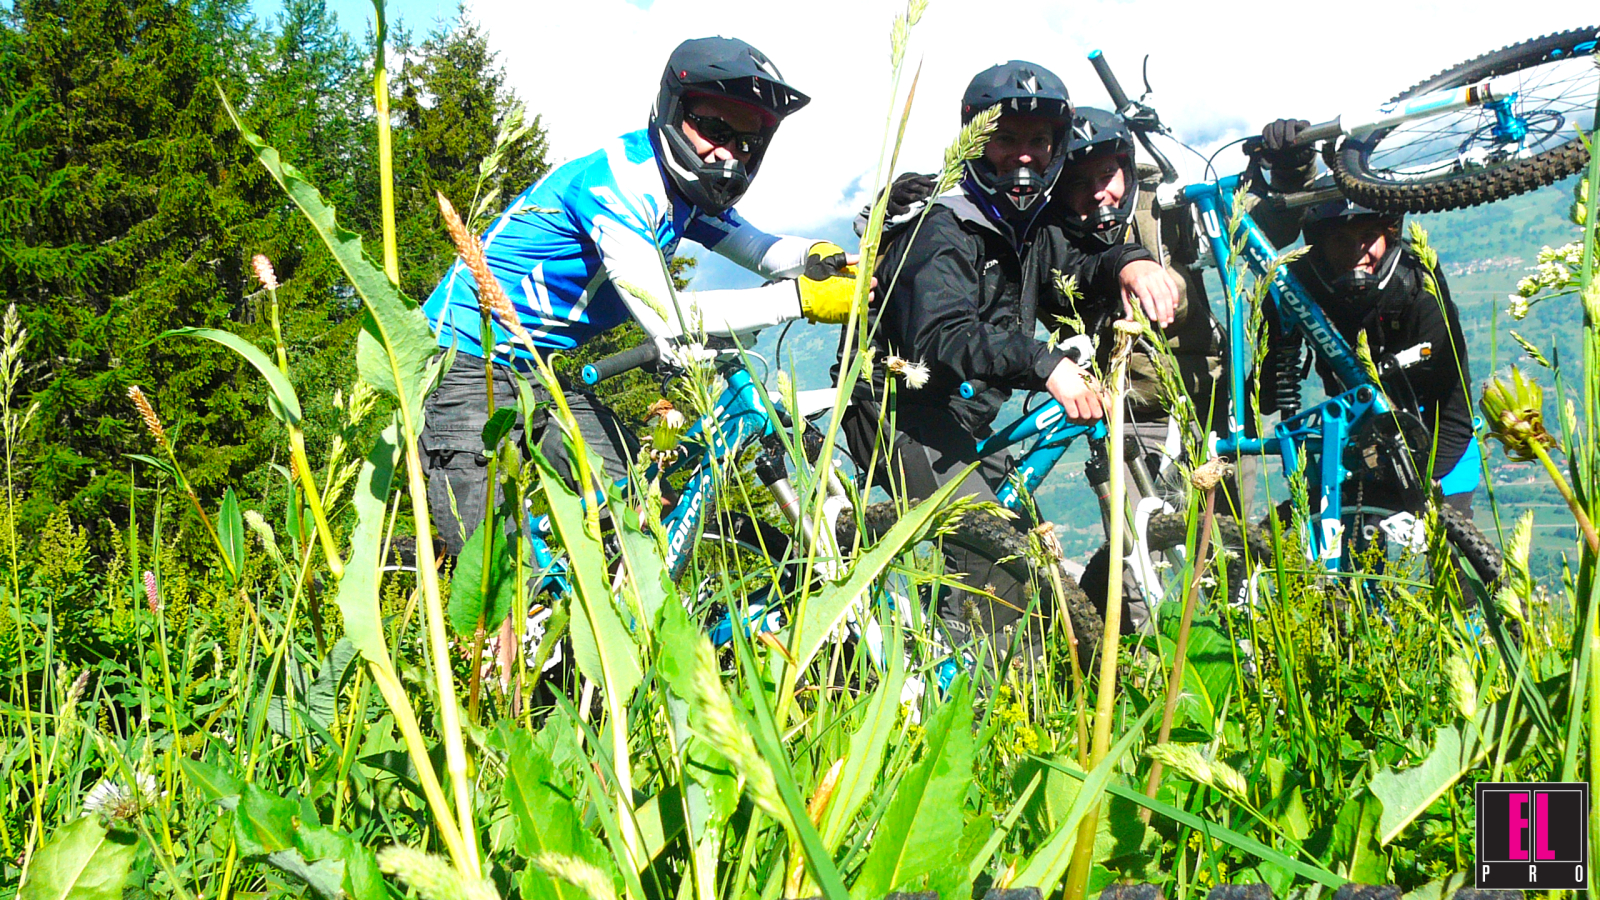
[1476,782,1588,890]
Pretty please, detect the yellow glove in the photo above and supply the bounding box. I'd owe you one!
[796,241,859,324]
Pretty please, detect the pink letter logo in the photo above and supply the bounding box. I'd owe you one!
[1509,793,1530,861]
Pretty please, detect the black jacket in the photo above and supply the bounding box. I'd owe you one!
[1266,247,1475,474]
[850,193,1151,436]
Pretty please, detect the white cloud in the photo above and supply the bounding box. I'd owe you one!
[471,0,1593,237]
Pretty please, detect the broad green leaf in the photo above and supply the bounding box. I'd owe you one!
[655,602,741,859]
[18,817,136,900]
[218,487,244,580]
[533,444,642,700]
[233,783,298,858]
[1011,702,1156,890]
[220,94,435,423]
[969,771,1042,880]
[482,406,517,453]
[1332,790,1388,883]
[448,515,516,638]
[179,758,243,804]
[268,640,361,740]
[850,678,976,900]
[1372,709,1497,846]
[792,470,974,673]
[162,327,302,425]
[498,724,616,900]
[612,499,673,634]
[127,453,182,483]
[819,651,906,851]
[333,419,400,668]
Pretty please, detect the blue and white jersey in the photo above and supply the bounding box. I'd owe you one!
[424,128,811,362]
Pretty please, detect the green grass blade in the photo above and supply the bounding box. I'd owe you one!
[533,446,643,701]
[791,468,975,674]
[732,631,850,900]
[849,677,976,900]
[1035,755,1346,888]
[162,326,303,425]
[1012,702,1155,890]
[819,649,907,851]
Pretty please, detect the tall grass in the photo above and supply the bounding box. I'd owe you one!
[1,8,1595,900]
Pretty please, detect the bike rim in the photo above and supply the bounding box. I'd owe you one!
[1360,55,1597,185]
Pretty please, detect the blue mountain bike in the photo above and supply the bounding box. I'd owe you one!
[1071,29,1599,599]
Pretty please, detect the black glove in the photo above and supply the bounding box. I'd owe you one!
[854,172,938,237]
[1259,118,1314,168]
[886,172,937,219]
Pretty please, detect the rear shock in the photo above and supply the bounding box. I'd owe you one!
[1271,337,1304,417]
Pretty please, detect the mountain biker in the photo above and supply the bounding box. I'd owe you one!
[1054,107,1227,632]
[1253,118,1479,515]
[840,60,1180,661]
[420,36,862,556]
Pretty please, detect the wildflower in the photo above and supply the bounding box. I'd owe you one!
[378,845,500,900]
[1190,458,1235,493]
[531,853,615,900]
[1480,368,1554,462]
[142,570,161,613]
[127,386,166,445]
[1507,294,1530,321]
[884,355,930,388]
[646,399,686,459]
[251,254,279,292]
[1444,655,1479,720]
[83,772,160,824]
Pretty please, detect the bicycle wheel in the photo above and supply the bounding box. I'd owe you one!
[1342,502,1502,593]
[1331,27,1599,213]
[840,501,1104,672]
[1079,513,1273,624]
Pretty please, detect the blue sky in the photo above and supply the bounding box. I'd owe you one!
[247,0,464,35]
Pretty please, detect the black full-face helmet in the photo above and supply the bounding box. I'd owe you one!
[1301,195,1405,299]
[1059,107,1139,247]
[960,61,1073,219]
[651,37,810,215]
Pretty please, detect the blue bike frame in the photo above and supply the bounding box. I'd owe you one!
[1188,174,1397,569]
[526,367,788,584]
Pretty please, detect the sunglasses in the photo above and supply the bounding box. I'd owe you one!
[683,111,767,156]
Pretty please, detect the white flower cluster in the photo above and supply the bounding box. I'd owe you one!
[1510,243,1585,319]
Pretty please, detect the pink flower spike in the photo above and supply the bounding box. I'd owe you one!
[143,571,161,613]
[252,254,279,292]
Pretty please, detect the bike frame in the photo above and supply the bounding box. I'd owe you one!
[1189,174,1397,569]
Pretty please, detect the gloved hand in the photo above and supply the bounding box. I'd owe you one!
[886,172,937,219]
[1259,118,1314,168]
[853,172,937,236]
[796,241,859,324]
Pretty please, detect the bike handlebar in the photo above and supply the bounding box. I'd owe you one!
[581,340,660,385]
[1085,50,1179,185]
[959,380,985,399]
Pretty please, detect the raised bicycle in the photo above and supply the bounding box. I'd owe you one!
[1071,29,1599,611]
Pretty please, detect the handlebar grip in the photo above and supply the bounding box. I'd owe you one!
[580,341,660,385]
[959,380,986,400]
[1087,50,1132,113]
[1296,118,1343,146]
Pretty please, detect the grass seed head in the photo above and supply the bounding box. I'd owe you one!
[127,386,166,445]
[1147,742,1213,786]
[378,846,501,900]
[531,853,616,900]
[939,104,1001,194]
[1444,655,1478,720]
